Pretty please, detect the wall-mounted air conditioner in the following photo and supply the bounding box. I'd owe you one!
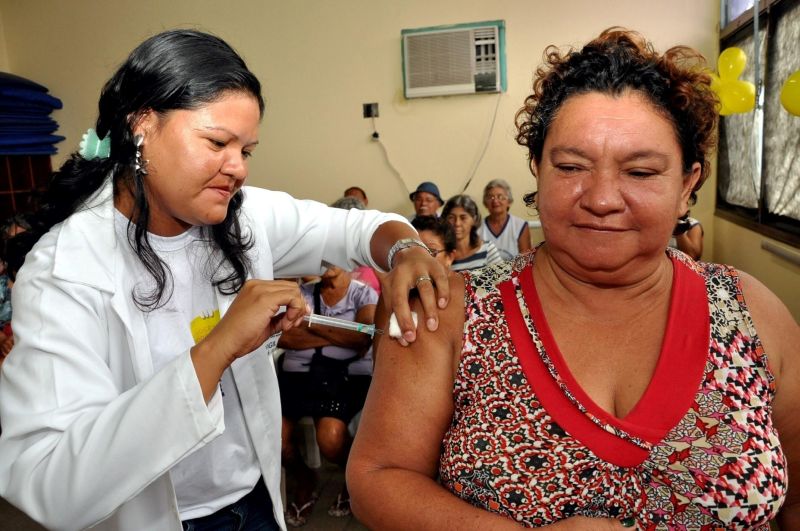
[401,20,506,99]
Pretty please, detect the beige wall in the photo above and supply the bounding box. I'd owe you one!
[0,9,8,71]
[0,0,718,217]
[714,218,800,320]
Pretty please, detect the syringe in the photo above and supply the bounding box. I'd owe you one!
[303,313,382,338]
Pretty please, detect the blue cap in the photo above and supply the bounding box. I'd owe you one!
[409,181,443,204]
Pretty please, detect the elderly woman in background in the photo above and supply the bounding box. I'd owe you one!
[443,194,503,272]
[348,28,799,530]
[480,179,532,260]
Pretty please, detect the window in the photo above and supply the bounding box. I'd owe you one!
[716,0,800,247]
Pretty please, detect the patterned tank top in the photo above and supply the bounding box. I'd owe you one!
[439,248,786,529]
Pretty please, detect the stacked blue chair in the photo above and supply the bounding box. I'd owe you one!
[0,72,64,155]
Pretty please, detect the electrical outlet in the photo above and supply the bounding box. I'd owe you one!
[363,102,379,118]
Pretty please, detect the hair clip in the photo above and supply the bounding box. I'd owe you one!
[78,128,111,160]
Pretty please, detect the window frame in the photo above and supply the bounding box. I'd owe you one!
[715,0,800,248]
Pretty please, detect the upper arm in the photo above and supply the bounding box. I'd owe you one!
[739,271,800,522]
[678,225,703,259]
[351,274,465,477]
[354,282,379,325]
[354,304,376,326]
[739,271,799,394]
[518,223,532,253]
[247,188,408,277]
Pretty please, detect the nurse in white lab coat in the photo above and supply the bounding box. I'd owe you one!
[0,29,447,531]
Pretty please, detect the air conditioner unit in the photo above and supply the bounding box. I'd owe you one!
[402,20,506,99]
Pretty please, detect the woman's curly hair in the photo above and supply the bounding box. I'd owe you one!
[515,28,718,206]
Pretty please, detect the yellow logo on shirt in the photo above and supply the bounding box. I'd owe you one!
[190,310,221,344]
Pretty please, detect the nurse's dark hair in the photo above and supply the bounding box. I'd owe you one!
[30,29,264,309]
[515,27,718,207]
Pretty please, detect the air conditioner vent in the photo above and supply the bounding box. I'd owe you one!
[473,27,496,41]
[402,20,506,99]
[406,30,472,88]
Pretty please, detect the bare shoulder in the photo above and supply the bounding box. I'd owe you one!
[377,272,466,369]
[737,270,799,382]
[373,272,465,366]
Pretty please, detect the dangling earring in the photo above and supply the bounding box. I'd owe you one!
[134,134,148,176]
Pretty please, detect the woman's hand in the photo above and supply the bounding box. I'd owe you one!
[190,279,309,401]
[382,246,449,345]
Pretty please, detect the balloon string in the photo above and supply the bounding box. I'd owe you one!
[751,2,763,202]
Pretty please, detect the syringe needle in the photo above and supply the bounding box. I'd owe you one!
[302,314,381,337]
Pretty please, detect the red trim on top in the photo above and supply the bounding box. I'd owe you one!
[499,256,709,468]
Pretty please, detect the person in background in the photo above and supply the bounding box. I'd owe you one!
[0,214,32,240]
[0,230,38,363]
[669,211,703,260]
[409,181,444,220]
[480,178,532,260]
[443,194,503,272]
[277,266,377,526]
[349,28,799,530]
[0,29,447,531]
[343,186,368,207]
[0,253,10,366]
[0,214,32,365]
[331,196,383,294]
[411,215,456,271]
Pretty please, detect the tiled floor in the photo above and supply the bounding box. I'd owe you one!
[285,461,367,531]
[0,463,364,531]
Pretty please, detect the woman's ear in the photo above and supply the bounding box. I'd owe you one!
[679,162,702,215]
[130,110,157,138]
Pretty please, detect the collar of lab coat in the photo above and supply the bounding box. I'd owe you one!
[52,178,119,293]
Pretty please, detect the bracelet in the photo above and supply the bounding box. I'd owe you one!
[386,238,431,269]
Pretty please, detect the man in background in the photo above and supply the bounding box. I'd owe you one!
[409,181,443,221]
[343,186,368,207]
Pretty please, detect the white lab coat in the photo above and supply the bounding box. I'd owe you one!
[0,181,405,531]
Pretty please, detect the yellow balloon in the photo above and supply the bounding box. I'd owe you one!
[718,47,747,80]
[709,72,721,92]
[718,100,734,116]
[709,73,731,115]
[719,79,756,114]
[780,70,800,117]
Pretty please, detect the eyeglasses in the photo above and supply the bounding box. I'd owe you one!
[486,194,508,201]
[428,248,446,257]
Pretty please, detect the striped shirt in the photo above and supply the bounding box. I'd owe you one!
[451,241,504,272]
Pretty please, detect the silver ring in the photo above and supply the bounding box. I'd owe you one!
[414,275,433,288]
